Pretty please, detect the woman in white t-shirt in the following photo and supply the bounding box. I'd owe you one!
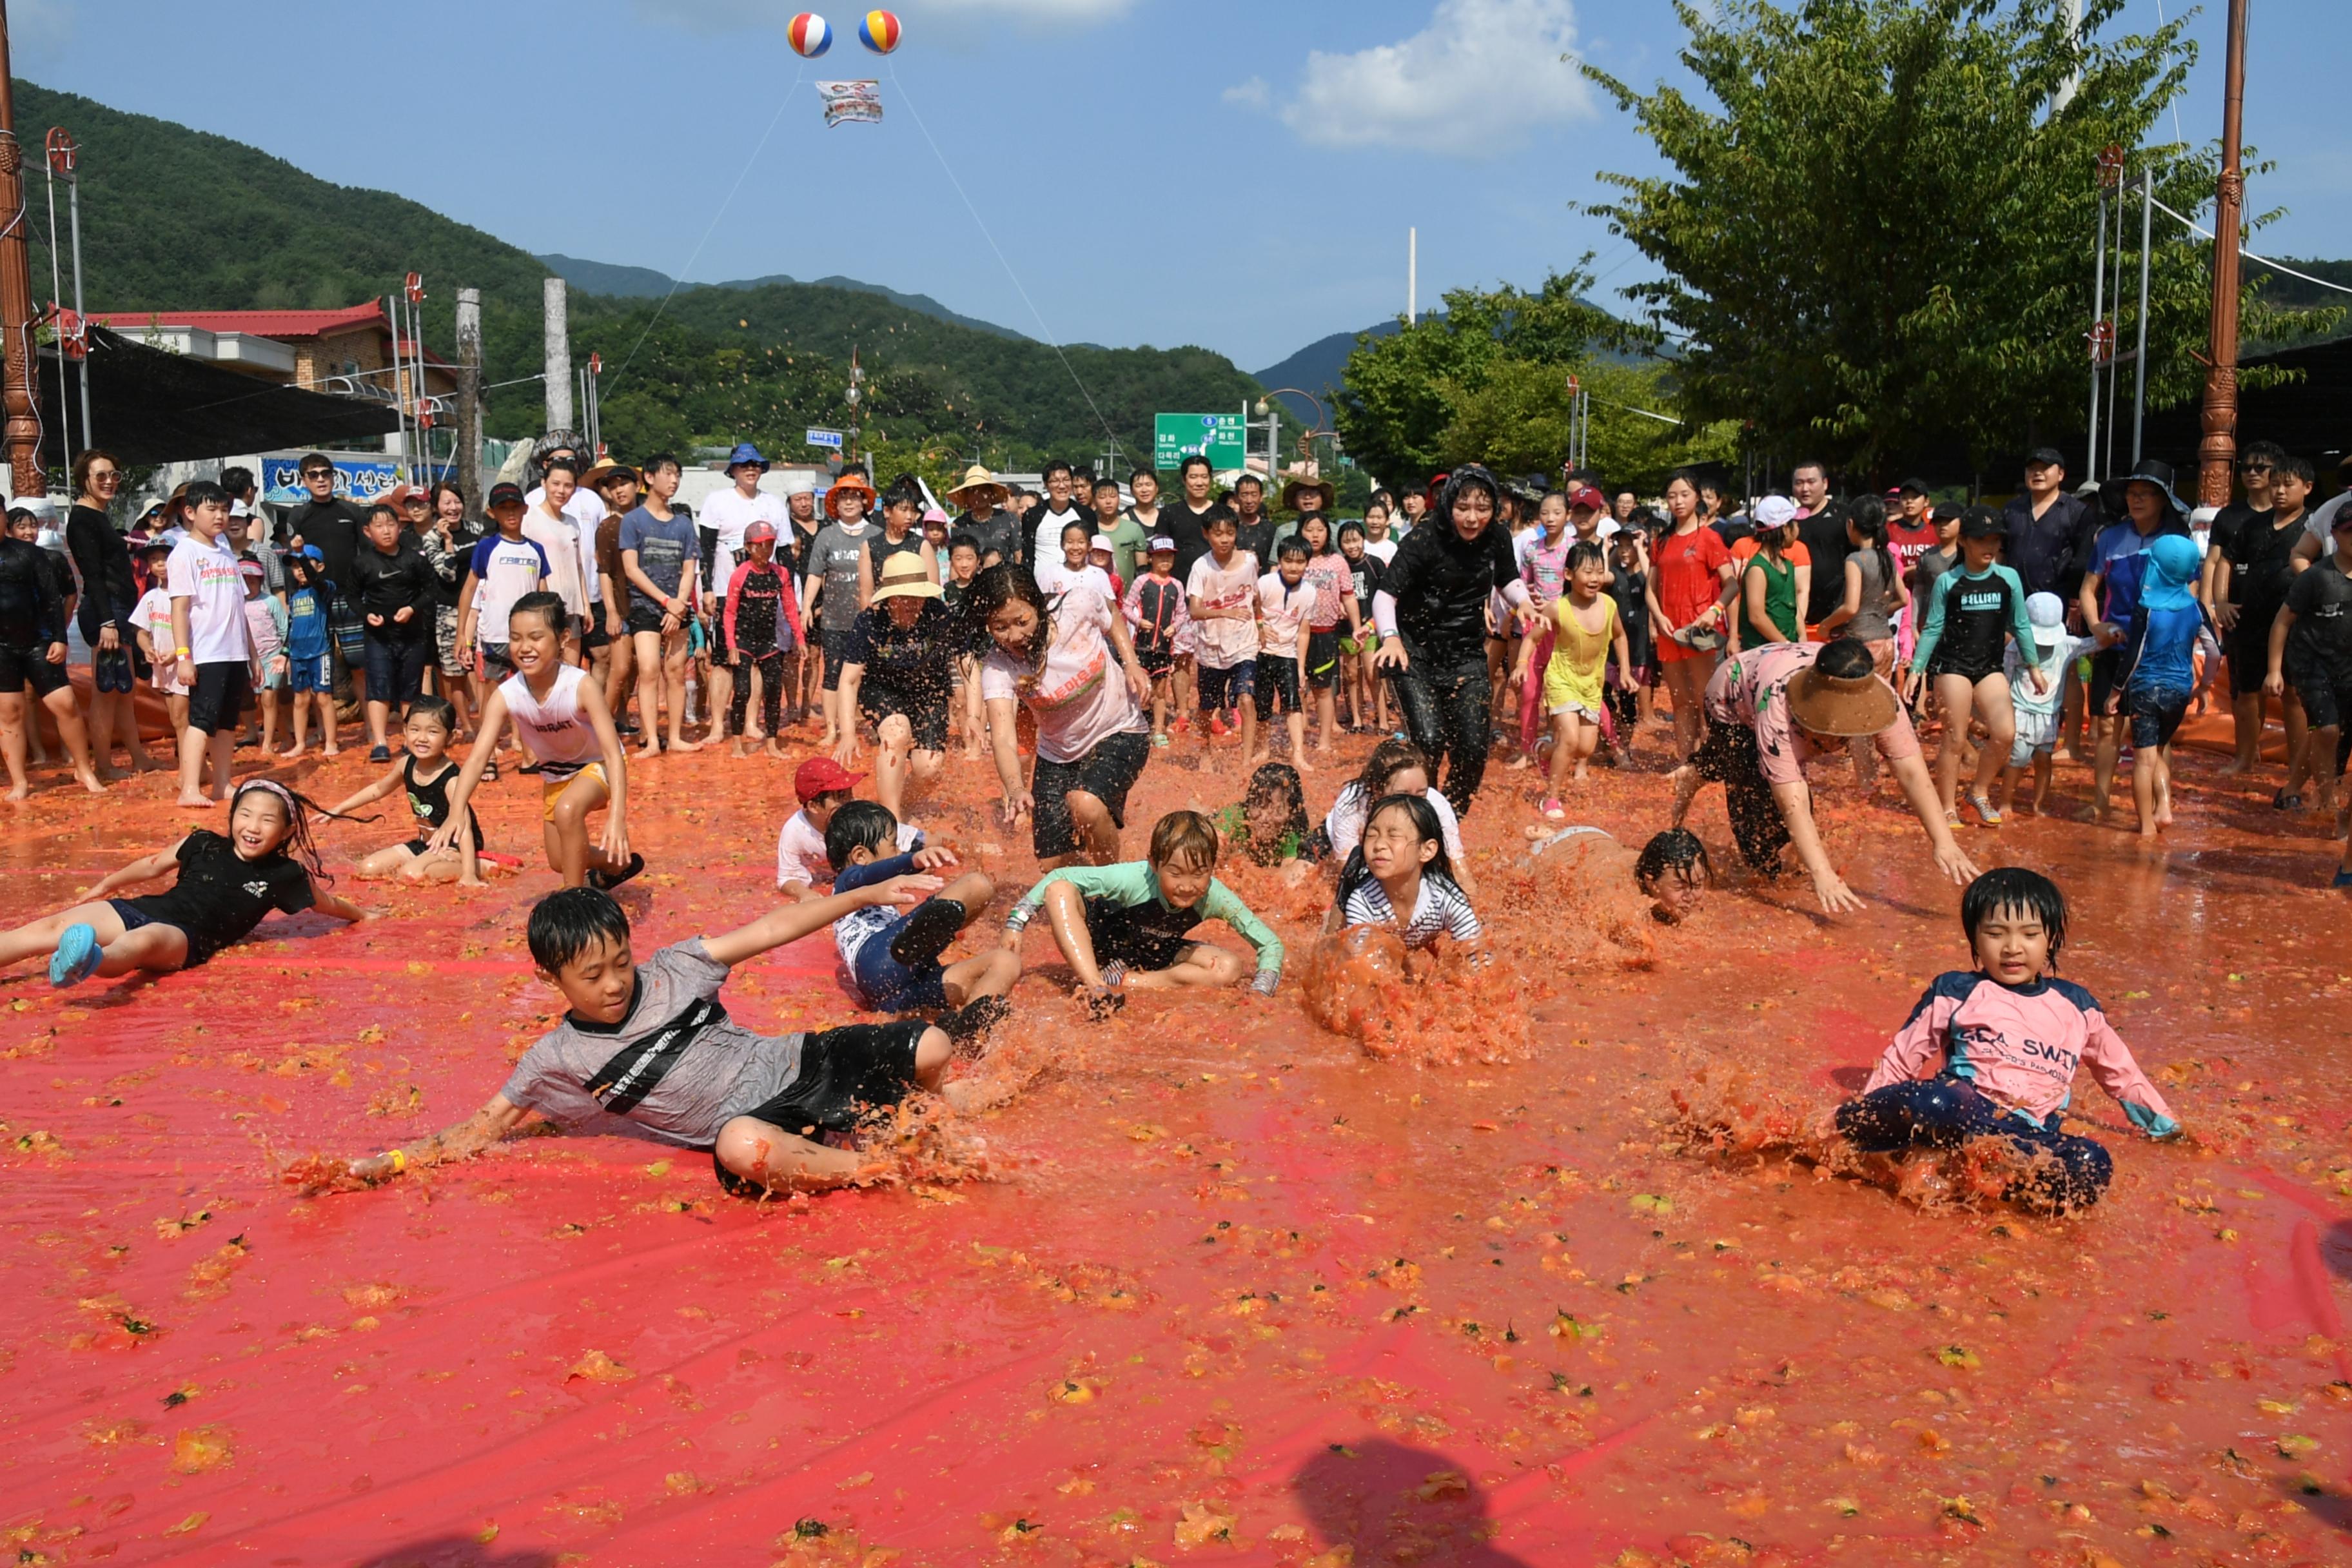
[973,564,1153,868]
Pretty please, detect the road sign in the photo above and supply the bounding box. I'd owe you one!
[806,427,845,450]
[1155,413,1245,472]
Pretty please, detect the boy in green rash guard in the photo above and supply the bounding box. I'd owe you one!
[998,809,1282,1015]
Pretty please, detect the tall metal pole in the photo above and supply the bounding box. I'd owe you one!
[2085,184,2105,482]
[39,133,64,474]
[0,3,46,499]
[63,147,86,448]
[1407,227,1417,326]
[2197,0,2249,507]
[2131,168,2153,464]
[455,287,482,511]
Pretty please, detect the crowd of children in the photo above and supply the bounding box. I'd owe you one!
[0,445,2265,1218]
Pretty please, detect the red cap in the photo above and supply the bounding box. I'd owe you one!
[1567,485,1607,513]
[794,756,865,804]
[744,520,778,545]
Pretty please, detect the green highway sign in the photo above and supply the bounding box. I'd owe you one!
[1155,413,1246,472]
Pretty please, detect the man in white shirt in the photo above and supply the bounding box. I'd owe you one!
[1027,459,1089,567]
[697,442,790,744]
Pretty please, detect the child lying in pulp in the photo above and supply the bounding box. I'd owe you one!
[1325,792,1484,957]
[826,799,1018,1032]
[1000,808,1282,1014]
[344,880,1017,1196]
[1836,866,2179,1211]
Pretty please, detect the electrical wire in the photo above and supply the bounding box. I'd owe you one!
[2146,194,2352,296]
[602,63,807,392]
[883,57,1124,464]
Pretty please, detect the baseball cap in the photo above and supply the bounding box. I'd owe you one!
[228,499,252,518]
[300,545,325,563]
[1897,477,1931,496]
[1932,501,1964,522]
[487,481,527,511]
[794,756,865,805]
[743,520,778,545]
[1958,505,2007,540]
[1148,535,1175,553]
[1751,495,1798,530]
[2026,446,2068,471]
[1566,485,1607,513]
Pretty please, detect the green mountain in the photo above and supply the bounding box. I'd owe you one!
[14,78,1262,475]
[540,252,1034,342]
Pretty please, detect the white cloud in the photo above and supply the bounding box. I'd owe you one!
[636,0,1133,30]
[1223,76,1269,109]
[1275,0,1592,158]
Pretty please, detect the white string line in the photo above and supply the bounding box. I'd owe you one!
[884,57,1124,464]
[603,63,807,393]
[2146,195,2352,296]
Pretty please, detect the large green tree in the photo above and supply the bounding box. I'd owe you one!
[1579,0,2333,478]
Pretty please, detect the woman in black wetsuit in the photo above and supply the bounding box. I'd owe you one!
[1369,466,1536,817]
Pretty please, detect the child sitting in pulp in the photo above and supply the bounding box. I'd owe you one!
[1836,867,2179,1212]
[343,881,1021,1198]
[1326,792,1484,956]
[999,808,1282,1013]
[776,756,925,899]
[0,779,368,987]
[827,799,1016,1030]
[329,696,501,885]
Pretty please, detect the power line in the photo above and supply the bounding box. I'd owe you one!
[2146,195,2352,296]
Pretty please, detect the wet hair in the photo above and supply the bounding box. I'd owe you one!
[528,887,632,975]
[367,502,400,526]
[1093,476,1121,497]
[1234,765,1308,867]
[947,531,981,558]
[1355,736,1431,801]
[228,779,369,887]
[882,480,925,518]
[1179,454,1212,480]
[641,451,682,478]
[2241,439,2288,468]
[2275,453,2317,485]
[1960,867,2068,969]
[1275,536,1311,563]
[1041,458,1073,482]
[1633,828,1712,894]
[1846,495,1896,591]
[1150,808,1222,872]
[182,480,228,511]
[1298,513,1333,551]
[405,694,456,733]
[963,562,1052,673]
[1814,636,1876,681]
[1337,792,1461,906]
[1337,520,1367,546]
[1062,520,1092,551]
[1566,540,1607,574]
[1435,465,1500,525]
[1233,475,1264,496]
[509,590,567,637]
[1205,511,1238,535]
[824,799,902,872]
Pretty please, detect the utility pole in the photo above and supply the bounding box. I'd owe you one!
[455,286,482,511]
[544,276,573,433]
[54,126,86,449]
[2195,0,2248,507]
[1407,228,1417,326]
[0,2,45,498]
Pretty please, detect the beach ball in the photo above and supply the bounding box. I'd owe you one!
[858,9,901,53]
[787,12,832,56]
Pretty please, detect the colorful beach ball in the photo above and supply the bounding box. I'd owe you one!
[787,12,832,57]
[858,9,901,53]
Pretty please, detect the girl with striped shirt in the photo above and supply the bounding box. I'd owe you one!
[1326,792,1483,955]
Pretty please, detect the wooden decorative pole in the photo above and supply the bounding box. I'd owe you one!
[0,0,47,498]
[2196,0,2249,506]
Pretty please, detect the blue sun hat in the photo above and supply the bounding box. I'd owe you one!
[2138,531,2202,613]
[726,442,769,473]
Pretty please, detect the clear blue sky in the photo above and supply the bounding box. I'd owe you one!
[14,0,2346,369]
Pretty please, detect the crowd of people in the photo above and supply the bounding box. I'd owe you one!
[11,426,2326,1214]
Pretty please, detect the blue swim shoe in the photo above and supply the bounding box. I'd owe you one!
[49,923,103,988]
[2333,868,2352,890]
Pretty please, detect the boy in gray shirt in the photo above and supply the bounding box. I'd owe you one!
[342,876,1011,1197]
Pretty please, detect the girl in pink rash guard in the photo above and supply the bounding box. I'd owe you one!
[1836,867,2180,1211]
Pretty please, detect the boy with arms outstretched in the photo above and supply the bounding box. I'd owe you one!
[344,878,1016,1197]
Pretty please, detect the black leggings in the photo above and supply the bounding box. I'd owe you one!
[1836,1077,2112,1210]
[729,650,787,733]
[1391,642,1493,818]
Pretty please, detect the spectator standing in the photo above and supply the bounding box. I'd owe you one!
[946,465,1019,569]
[350,502,437,761]
[280,454,371,714]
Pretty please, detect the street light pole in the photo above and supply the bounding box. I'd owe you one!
[2196,0,2249,507]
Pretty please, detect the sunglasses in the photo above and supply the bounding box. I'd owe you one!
[2240,462,2272,473]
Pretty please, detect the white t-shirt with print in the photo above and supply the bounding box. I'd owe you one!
[166,534,252,665]
[978,575,1146,764]
[1185,550,1261,669]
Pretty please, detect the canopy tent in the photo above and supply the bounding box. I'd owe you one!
[2139,333,2352,475]
[40,322,399,467]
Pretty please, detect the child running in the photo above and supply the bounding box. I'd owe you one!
[1519,540,1629,815]
[341,880,1020,1198]
[825,799,1015,1029]
[999,808,1282,1012]
[329,696,500,885]
[433,593,639,890]
[1326,792,1484,956]
[1835,867,2180,1212]
[1906,506,2041,826]
[0,779,368,986]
